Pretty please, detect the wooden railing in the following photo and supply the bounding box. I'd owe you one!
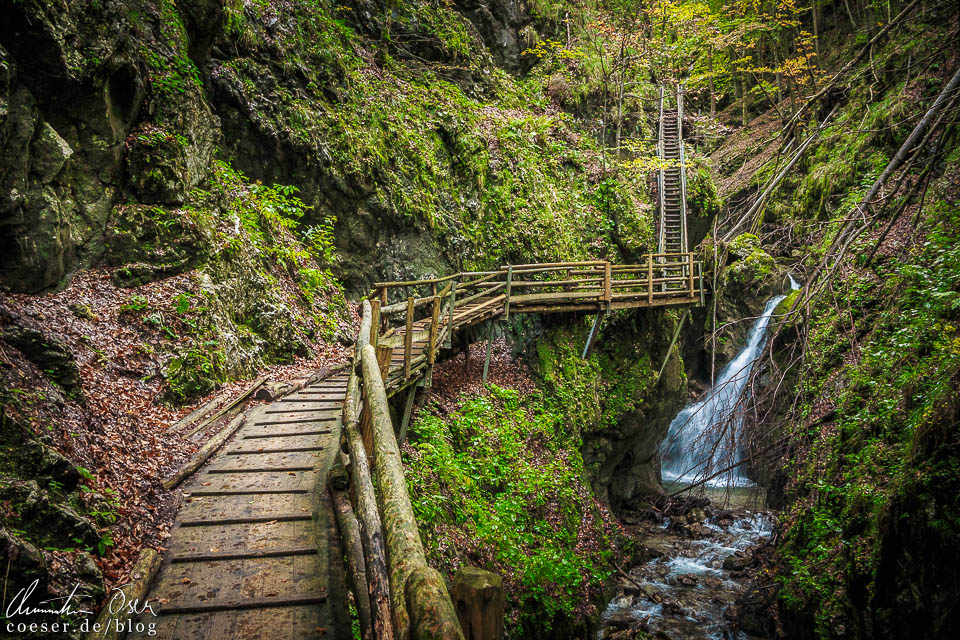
[336,301,464,640]
[332,255,703,639]
[367,253,703,386]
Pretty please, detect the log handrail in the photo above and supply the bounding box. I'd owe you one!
[336,254,705,639]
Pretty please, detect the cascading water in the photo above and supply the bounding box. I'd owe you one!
[597,277,801,640]
[660,277,800,487]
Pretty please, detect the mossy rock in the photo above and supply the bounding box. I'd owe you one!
[0,325,82,396]
[0,480,100,550]
[105,204,208,285]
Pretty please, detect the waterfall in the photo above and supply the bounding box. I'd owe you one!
[660,277,800,487]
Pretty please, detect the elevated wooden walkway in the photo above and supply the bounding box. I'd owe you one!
[132,254,702,639]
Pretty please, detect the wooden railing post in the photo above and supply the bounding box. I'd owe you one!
[428,296,440,366]
[370,299,381,348]
[380,287,389,332]
[404,296,414,380]
[445,282,457,348]
[503,265,513,320]
[699,261,705,307]
[603,261,612,310]
[688,253,695,298]
[647,254,654,304]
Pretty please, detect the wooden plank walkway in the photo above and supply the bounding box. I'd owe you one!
[131,374,352,640]
[133,251,704,639]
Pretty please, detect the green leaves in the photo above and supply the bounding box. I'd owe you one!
[404,385,617,634]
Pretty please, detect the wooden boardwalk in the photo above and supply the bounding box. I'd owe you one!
[132,254,703,639]
[131,375,351,640]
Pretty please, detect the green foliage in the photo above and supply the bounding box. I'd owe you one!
[165,342,226,401]
[776,195,960,636]
[405,386,620,634]
[535,322,654,441]
[687,155,722,218]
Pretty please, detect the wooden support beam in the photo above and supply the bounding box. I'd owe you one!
[482,321,494,383]
[398,384,417,445]
[404,296,414,380]
[688,253,695,298]
[656,310,690,384]
[582,311,606,359]
[503,265,513,320]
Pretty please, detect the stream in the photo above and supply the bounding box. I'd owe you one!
[598,280,798,640]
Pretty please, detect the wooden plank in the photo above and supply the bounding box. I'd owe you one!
[150,554,324,611]
[171,520,315,552]
[181,470,316,494]
[172,547,317,563]
[227,445,323,455]
[179,513,311,527]
[127,610,238,640]
[241,428,332,439]
[266,401,342,412]
[206,450,323,472]
[254,411,340,423]
[280,391,345,401]
[178,492,313,522]
[159,594,328,616]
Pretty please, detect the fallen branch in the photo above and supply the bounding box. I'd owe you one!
[181,375,267,438]
[85,548,161,640]
[723,104,838,242]
[613,562,660,603]
[162,413,246,490]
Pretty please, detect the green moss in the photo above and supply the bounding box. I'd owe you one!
[726,232,776,284]
[775,193,960,636]
[405,385,625,636]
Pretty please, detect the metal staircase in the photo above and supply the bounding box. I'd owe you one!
[656,85,690,290]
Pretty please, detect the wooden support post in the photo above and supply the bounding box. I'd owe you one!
[582,311,606,359]
[503,265,513,320]
[445,282,457,348]
[451,567,505,640]
[328,460,373,640]
[380,288,388,332]
[647,254,654,304]
[482,321,494,383]
[404,296,414,380]
[428,296,440,365]
[688,253,695,298]
[370,299,381,348]
[699,261,705,307]
[398,383,417,444]
[656,310,689,384]
[604,261,612,309]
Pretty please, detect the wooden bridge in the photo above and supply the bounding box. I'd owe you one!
[125,252,702,640]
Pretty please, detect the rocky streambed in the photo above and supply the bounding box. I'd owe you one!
[598,499,775,640]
